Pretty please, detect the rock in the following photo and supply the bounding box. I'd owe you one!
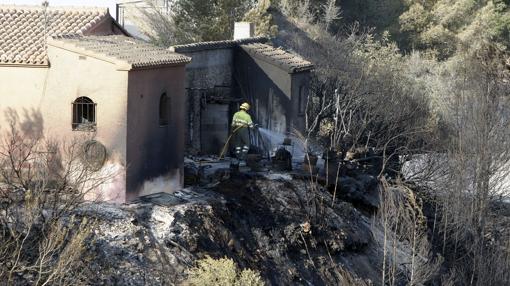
[301,221,311,233]
[336,175,381,210]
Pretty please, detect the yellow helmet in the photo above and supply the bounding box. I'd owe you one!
[240,102,250,111]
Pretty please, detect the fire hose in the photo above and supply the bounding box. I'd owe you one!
[219,125,272,159]
[219,125,244,159]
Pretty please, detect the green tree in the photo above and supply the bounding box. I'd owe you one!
[399,0,510,59]
[134,0,255,45]
[172,0,255,43]
[243,0,278,37]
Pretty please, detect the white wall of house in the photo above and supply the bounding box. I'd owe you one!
[44,45,129,158]
[0,46,129,202]
[0,44,189,202]
[0,66,48,112]
[46,45,129,202]
[116,0,174,39]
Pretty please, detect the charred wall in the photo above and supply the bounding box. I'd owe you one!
[290,71,310,133]
[181,48,235,154]
[126,65,187,201]
[180,43,311,156]
[234,47,299,134]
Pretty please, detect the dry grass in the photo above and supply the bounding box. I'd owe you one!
[184,256,264,286]
[0,110,114,285]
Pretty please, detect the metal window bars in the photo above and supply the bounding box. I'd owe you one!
[72,97,96,131]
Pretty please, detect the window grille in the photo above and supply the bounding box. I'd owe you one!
[72,97,96,131]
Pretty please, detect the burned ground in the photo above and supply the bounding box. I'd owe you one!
[71,166,420,285]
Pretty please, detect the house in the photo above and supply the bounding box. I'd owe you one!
[170,23,314,155]
[115,0,171,39]
[0,5,191,202]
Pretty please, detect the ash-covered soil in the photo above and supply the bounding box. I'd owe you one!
[77,170,413,285]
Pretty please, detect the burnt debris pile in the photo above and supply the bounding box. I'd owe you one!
[75,154,420,285]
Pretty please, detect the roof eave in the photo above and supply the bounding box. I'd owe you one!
[290,65,314,73]
[242,48,314,74]
[0,63,49,68]
[128,61,192,71]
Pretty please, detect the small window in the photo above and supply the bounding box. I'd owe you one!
[159,93,169,126]
[72,97,96,131]
[298,86,307,115]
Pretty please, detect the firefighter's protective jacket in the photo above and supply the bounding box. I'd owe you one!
[232,110,254,128]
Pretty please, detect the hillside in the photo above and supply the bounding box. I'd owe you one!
[74,167,416,285]
[0,1,509,285]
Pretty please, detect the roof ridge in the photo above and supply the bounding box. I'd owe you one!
[51,34,84,39]
[246,43,306,56]
[0,5,108,13]
[172,37,267,47]
[170,37,268,53]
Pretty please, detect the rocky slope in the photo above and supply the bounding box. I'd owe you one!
[75,164,420,286]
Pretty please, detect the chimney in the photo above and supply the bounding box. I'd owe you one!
[234,22,255,40]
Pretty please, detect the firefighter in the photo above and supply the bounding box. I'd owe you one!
[231,102,255,164]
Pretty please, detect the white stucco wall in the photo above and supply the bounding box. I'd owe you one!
[248,56,293,99]
[0,46,129,203]
[235,50,293,134]
[48,46,129,203]
[44,46,129,157]
[0,66,48,113]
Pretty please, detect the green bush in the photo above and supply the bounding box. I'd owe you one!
[186,256,264,286]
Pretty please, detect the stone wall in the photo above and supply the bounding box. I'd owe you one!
[180,43,311,155]
[181,48,235,154]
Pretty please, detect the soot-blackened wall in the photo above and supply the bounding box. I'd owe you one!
[234,47,310,135]
[126,65,186,200]
[181,48,234,154]
[179,42,311,156]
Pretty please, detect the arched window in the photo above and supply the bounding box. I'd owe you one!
[72,97,96,130]
[159,93,169,126]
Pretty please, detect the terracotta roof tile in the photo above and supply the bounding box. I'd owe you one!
[170,37,268,53]
[50,35,191,69]
[0,5,109,65]
[240,43,314,73]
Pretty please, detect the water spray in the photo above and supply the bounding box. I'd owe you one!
[257,128,307,159]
